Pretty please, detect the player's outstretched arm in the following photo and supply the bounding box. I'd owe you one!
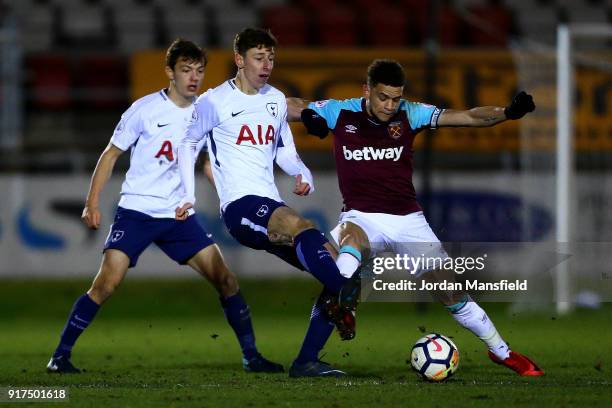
[82,142,124,229]
[437,91,535,128]
[286,97,331,138]
[286,97,309,121]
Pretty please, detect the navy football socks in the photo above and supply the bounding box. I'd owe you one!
[295,292,335,364]
[53,294,100,358]
[220,291,258,360]
[294,228,347,294]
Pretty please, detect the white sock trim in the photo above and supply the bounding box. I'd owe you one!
[336,252,360,278]
[450,301,510,359]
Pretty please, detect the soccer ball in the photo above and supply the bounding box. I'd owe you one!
[410,333,459,381]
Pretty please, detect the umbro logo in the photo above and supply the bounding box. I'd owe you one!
[345,125,357,134]
[231,110,245,117]
[157,123,170,127]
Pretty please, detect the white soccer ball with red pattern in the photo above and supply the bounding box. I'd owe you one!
[410,333,459,381]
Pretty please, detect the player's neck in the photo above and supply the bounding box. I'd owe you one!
[234,73,259,95]
[365,100,375,119]
[166,86,192,108]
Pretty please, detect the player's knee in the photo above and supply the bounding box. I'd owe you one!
[292,217,316,236]
[88,281,118,304]
[268,231,293,245]
[340,235,363,252]
[339,236,369,261]
[217,271,239,297]
[271,212,316,238]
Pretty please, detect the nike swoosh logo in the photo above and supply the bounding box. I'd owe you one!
[157,123,170,127]
[320,369,345,375]
[429,337,443,352]
[74,315,90,324]
[231,110,245,117]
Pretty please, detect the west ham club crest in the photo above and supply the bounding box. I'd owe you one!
[387,121,402,139]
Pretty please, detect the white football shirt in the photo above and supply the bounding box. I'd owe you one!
[180,80,296,210]
[110,89,204,218]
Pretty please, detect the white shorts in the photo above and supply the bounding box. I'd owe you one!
[330,210,449,276]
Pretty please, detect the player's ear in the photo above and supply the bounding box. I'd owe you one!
[234,53,244,69]
[363,84,370,99]
[165,65,174,81]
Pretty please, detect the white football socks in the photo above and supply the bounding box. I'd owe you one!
[336,252,361,278]
[450,301,510,360]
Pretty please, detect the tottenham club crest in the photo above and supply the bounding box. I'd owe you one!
[256,205,269,217]
[387,121,402,140]
[266,102,278,118]
[110,230,124,243]
[114,119,125,134]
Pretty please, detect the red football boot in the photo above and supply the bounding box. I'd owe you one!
[488,351,544,376]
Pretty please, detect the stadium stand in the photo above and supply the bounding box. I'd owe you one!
[74,55,127,110]
[26,54,72,110]
[9,0,612,52]
[314,4,360,46]
[261,5,309,46]
[466,0,515,46]
[2,0,611,163]
[365,5,410,46]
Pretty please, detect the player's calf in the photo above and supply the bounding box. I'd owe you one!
[188,245,239,297]
[87,250,130,304]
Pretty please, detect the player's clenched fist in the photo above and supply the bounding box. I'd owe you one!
[81,205,101,229]
[293,174,311,196]
[504,91,535,120]
[175,201,193,221]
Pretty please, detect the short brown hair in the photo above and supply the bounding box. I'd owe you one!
[165,38,207,70]
[233,28,277,56]
[367,59,406,88]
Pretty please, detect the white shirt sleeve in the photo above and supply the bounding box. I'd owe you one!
[178,93,219,206]
[109,103,143,150]
[196,137,208,155]
[275,112,315,194]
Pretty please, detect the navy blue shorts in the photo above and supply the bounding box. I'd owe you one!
[222,195,305,271]
[104,207,214,268]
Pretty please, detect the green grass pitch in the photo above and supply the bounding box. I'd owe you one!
[0,278,610,407]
